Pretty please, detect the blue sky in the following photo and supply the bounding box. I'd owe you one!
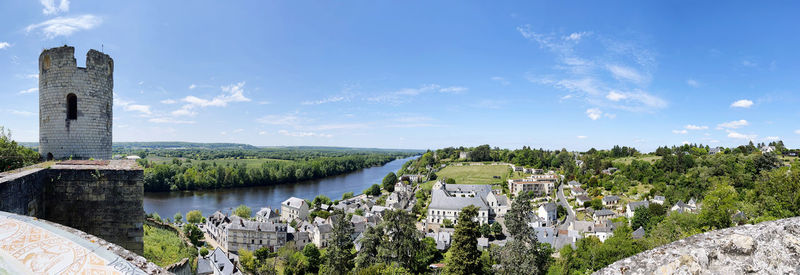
[2,1,800,151]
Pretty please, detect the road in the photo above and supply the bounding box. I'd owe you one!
[557,183,575,225]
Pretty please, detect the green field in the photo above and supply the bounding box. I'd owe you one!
[147,156,290,168]
[434,164,510,185]
[143,224,197,267]
[612,155,662,165]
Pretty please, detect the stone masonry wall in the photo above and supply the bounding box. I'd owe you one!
[0,160,144,255]
[39,46,113,160]
[595,216,800,274]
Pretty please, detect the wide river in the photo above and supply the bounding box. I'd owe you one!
[143,156,418,217]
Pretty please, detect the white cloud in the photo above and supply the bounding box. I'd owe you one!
[687,79,699,87]
[125,104,151,115]
[160,99,177,104]
[232,128,244,133]
[682,141,690,145]
[0,42,10,49]
[606,64,648,84]
[26,15,102,38]
[257,101,271,105]
[491,76,510,85]
[189,84,197,90]
[716,119,749,129]
[18,88,38,94]
[672,129,688,134]
[174,82,250,115]
[577,135,587,139]
[257,114,302,125]
[40,0,69,15]
[439,86,468,93]
[7,109,34,116]
[302,95,346,105]
[685,124,708,130]
[258,131,268,135]
[114,96,151,115]
[563,32,590,41]
[726,130,756,140]
[277,130,332,138]
[313,123,369,130]
[765,136,780,141]
[606,91,627,101]
[148,118,195,124]
[795,129,800,135]
[730,99,753,108]
[586,108,602,120]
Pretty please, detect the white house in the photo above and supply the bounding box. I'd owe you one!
[281,197,310,222]
[538,202,558,224]
[486,191,510,216]
[651,196,665,205]
[602,195,620,206]
[427,182,491,226]
[626,200,650,218]
[593,209,616,222]
[576,195,591,206]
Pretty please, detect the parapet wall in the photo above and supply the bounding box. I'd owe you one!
[595,216,800,274]
[0,160,143,255]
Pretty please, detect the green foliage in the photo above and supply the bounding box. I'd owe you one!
[353,263,412,275]
[186,210,203,224]
[183,224,203,246]
[587,199,603,210]
[0,127,40,172]
[255,246,271,261]
[445,178,456,185]
[143,224,197,267]
[550,225,645,274]
[303,244,321,273]
[199,247,209,257]
[234,204,252,218]
[141,149,416,191]
[442,218,453,228]
[383,172,397,192]
[342,192,355,200]
[364,184,382,196]
[490,222,503,237]
[444,205,482,275]
[173,212,182,224]
[480,223,491,238]
[556,204,567,219]
[313,195,333,207]
[355,210,438,273]
[699,180,739,229]
[239,249,258,272]
[323,209,355,274]
[495,192,551,274]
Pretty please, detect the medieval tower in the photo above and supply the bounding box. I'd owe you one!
[38,45,113,160]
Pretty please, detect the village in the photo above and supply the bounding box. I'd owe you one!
[190,157,705,275]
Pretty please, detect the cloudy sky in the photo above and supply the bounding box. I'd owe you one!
[2,1,799,151]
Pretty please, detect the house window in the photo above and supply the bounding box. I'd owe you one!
[67,93,77,120]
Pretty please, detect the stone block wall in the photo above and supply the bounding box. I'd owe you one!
[0,160,143,255]
[39,46,113,160]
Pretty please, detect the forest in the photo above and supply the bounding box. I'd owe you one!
[138,148,419,192]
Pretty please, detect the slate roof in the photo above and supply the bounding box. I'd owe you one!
[227,219,286,232]
[632,226,645,239]
[594,209,615,217]
[602,195,620,203]
[628,200,650,211]
[209,247,240,275]
[429,189,489,211]
[282,197,306,208]
[541,202,557,212]
[256,207,279,220]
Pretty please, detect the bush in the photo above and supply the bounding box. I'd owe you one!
[234,204,252,218]
[0,127,40,172]
[186,210,203,224]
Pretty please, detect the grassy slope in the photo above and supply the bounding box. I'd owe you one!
[143,224,197,267]
[612,155,662,165]
[433,164,510,185]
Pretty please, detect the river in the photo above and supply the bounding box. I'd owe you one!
[143,156,418,217]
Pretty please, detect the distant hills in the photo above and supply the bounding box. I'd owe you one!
[19,141,423,152]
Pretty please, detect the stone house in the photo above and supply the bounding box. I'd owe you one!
[281,197,309,222]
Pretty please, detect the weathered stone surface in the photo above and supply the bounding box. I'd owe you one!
[0,160,144,255]
[39,45,113,160]
[595,217,800,275]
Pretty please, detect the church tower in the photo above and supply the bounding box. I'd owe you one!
[39,46,113,160]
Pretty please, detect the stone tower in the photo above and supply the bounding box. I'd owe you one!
[39,46,113,160]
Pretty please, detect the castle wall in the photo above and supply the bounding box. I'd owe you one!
[39,46,113,160]
[0,160,144,255]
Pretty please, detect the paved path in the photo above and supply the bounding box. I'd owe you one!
[557,184,576,225]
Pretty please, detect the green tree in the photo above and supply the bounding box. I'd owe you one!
[700,181,738,229]
[491,222,503,237]
[416,237,441,269]
[445,178,456,185]
[173,212,183,224]
[630,206,651,232]
[186,210,203,224]
[239,249,257,272]
[355,224,383,269]
[323,209,355,274]
[444,205,482,275]
[199,247,209,257]
[364,184,382,196]
[303,243,321,273]
[255,246,271,261]
[183,224,203,246]
[342,192,355,200]
[313,195,333,208]
[495,192,551,274]
[480,223,491,238]
[442,218,453,228]
[234,204,252,218]
[383,172,397,192]
[556,204,567,219]
[379,210,422,271]
[0,127,40,172]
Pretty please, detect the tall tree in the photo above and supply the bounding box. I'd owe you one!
[355,224,383,269]
[444,205,482,275]
[495,192,551,274]
[379,210,421,271]
[382,172,397,192]
[700,180,738,229]
[323,209,355,274]
[234,204,252,218]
